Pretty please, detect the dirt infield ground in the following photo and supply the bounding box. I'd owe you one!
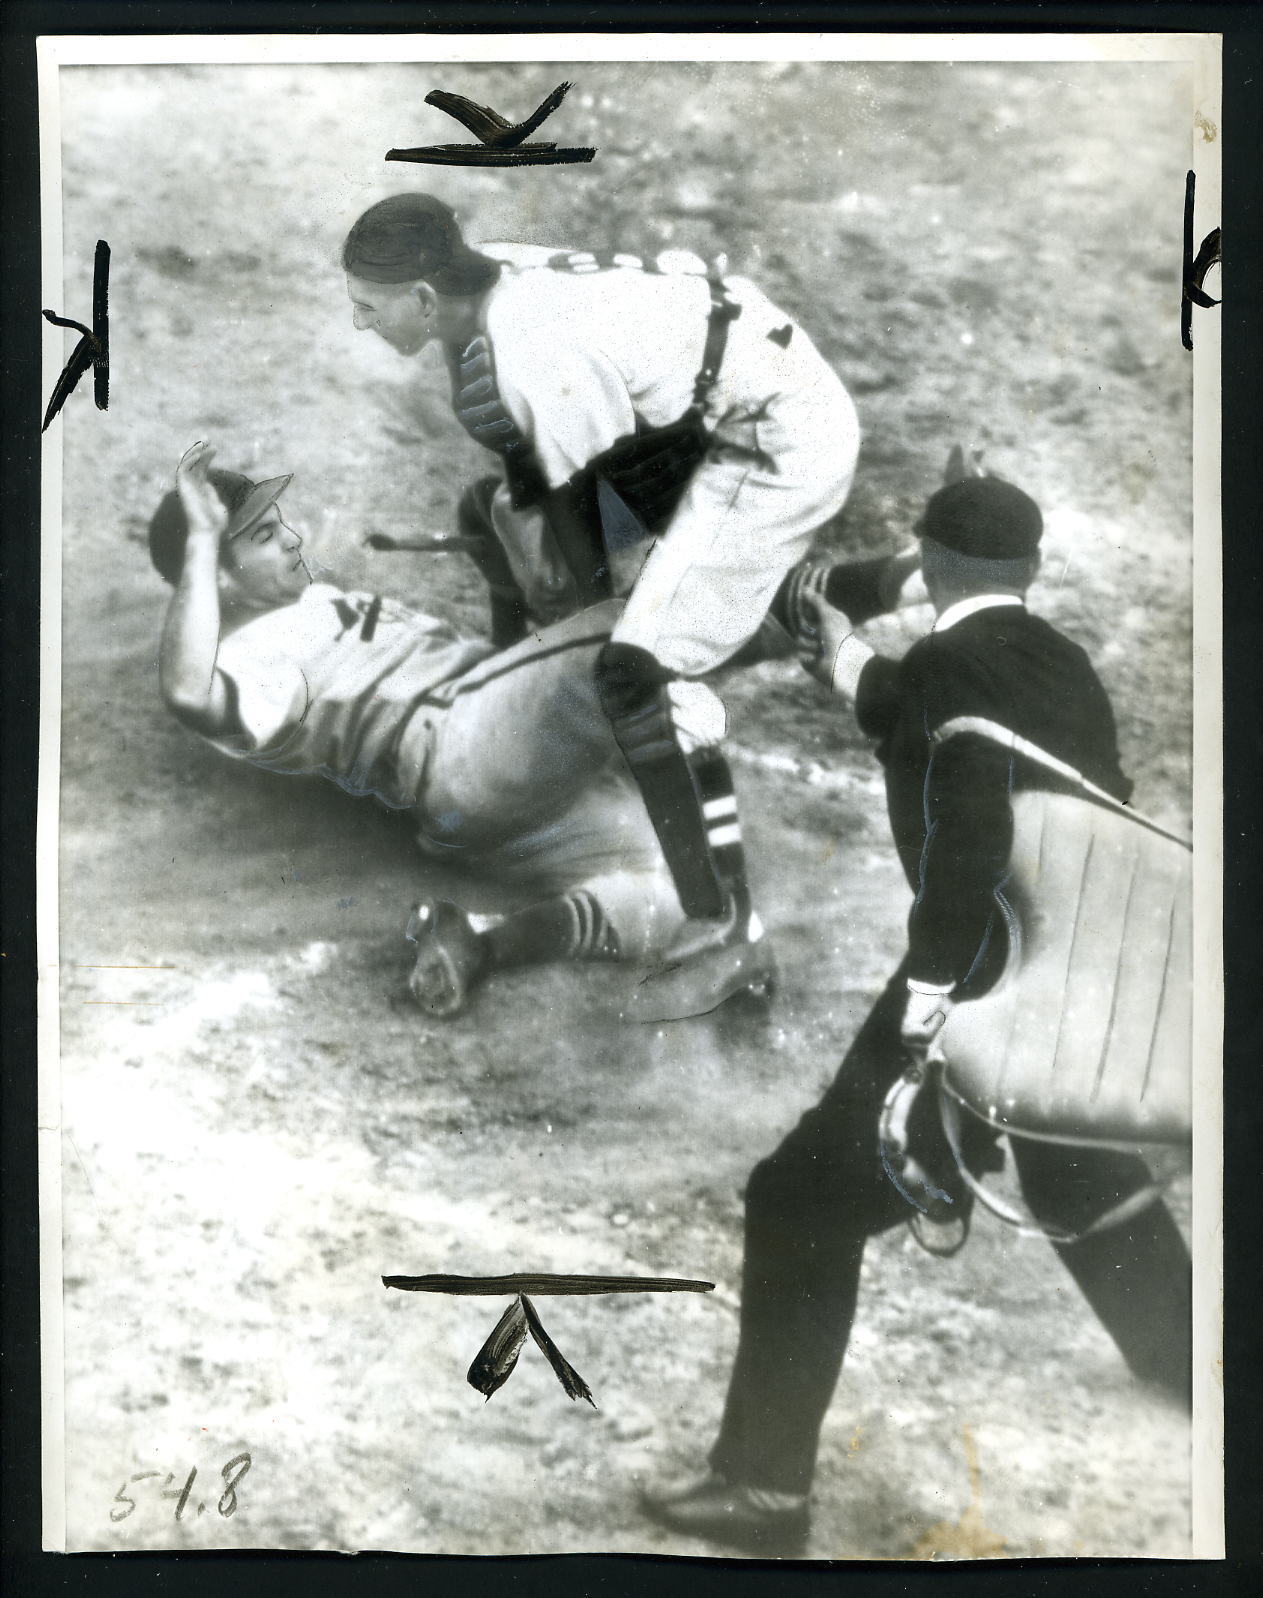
[52,59,1195,1556]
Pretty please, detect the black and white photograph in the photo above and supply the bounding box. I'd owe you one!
[37,32,1222,1559]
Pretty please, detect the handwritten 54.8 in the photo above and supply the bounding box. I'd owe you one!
[110,1452,252,1523]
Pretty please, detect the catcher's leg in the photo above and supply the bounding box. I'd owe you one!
[406,890,620,1018]
[594,642,729,920]
[594,644,774,1021]
[594,647,768,937]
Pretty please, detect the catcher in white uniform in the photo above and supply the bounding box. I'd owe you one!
[153,442,688,1016]
[342,193,862,1018]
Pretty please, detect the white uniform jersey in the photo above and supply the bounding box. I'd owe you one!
[210,583,491,805]
[200,594,683,957]
[470,244,861,677]
[480,244,715,489]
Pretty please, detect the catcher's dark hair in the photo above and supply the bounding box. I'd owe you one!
[342,193,501,294]
[147,469,254,585]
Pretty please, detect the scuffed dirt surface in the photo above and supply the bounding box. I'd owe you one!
[52,60,1194,1557]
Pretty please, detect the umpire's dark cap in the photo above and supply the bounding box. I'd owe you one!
[921,477,1043,560]
[148,468,292,584]
[342,193,500,294]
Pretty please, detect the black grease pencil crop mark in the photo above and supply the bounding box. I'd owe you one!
[466,1298,529,1400]
[383,1272,714,1296]
[427,83,572,149]
[384,1272,714,1406]
[520,1294,595,1407]
[387,81,596,168]
[42,240,110,431]
[1182,170,1221,352]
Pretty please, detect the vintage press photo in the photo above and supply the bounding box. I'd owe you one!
[37,34,1222,1558]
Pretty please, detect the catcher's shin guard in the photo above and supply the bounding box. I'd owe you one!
[688,747,753,923]
[595,643,727,920]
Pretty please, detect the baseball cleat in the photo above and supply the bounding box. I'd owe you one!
[626,898,777,1024]
[405,899,488,1018]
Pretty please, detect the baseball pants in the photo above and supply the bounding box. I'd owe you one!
[612,316,860,678]
[406,602,684,959]
[474,322,860,679]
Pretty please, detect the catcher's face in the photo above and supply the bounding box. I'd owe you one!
[347,274,433,356]
[221,510,312,609]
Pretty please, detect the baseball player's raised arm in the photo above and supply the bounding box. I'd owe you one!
[158,444,238,737]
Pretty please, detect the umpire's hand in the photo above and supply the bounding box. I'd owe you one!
[797,593,864,691]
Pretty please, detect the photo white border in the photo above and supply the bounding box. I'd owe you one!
[37,38,67,1559]
[35,29,1224,1558]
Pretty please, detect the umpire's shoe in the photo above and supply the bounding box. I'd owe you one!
[405,900,488,1018]
[639,1469,810,1558]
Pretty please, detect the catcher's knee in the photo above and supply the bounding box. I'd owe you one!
[595,643,677,764]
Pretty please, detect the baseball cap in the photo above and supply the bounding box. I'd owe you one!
[148,467,293,584]
[921,477,1043,561]
[224,474,293,540]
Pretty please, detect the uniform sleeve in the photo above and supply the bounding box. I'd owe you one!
[907,732,1015,989]
[903,645,1016,990]
[212,639,308,752]
[490,309,636,488]
[854,655,902,741]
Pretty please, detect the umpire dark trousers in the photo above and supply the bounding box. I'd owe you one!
[708,960,1193,1496]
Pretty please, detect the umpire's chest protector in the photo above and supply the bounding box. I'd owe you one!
[936,788,1192,1146]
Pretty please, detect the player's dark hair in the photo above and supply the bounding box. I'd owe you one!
[147,469,254,585]
[342,193,501,294]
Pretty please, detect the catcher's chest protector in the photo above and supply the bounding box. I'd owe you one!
[936,788,1192,1146]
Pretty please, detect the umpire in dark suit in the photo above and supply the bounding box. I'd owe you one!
[640,474,1192,1556]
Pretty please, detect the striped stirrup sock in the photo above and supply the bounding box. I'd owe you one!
[566,889,621,962]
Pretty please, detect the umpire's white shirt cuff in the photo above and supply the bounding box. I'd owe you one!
[830,633,875,698]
